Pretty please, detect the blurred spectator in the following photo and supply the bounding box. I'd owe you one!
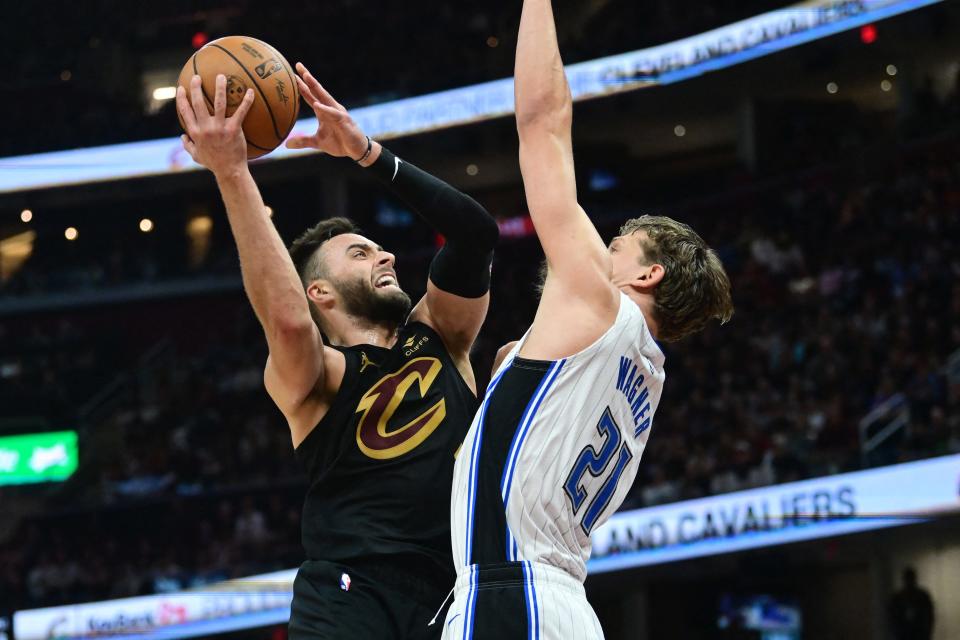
[235,496,271,550]
[887,567,935,640]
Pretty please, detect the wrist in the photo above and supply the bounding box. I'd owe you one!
[349,135,374,165]
[213,165,252,185]
[357,141,382,168]
[347,133,370,161]
[364,145,400,182]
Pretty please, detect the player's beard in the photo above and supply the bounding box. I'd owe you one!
[337,276,412,328]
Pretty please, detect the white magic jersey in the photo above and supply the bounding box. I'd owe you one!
[450,292,665,582]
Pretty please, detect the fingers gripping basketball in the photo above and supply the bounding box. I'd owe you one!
[177,36,299,159]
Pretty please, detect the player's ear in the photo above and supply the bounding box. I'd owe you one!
[306,279,337,310]
[632,263,664,292]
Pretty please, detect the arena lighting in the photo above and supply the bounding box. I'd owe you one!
[674,124,687,137]
[466,163,479,176]
[827,81,839,93]
[0,0,943,194]
[887,63,898,75]
[881,79,893,91]
[860,23,878,43]
[265,205,273,217]
[64,227,78,241]
[186,215,213,234]
[20,209,32,222]
[0,231,36,281]
[139,218,154,232]
[191,31,208,49]
[12,455,960,639]
[151,86,177,101]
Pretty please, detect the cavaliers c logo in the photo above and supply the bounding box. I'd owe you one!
[355,357,446,459]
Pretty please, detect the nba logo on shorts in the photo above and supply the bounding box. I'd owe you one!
[340,573,352,592]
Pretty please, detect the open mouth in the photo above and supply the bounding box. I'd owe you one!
[374,273,398,289]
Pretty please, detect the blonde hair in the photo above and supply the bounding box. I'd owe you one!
[620,215,733,342]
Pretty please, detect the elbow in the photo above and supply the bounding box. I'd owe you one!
[268,312,317,341]
[474,206,500,249]
[516,92,573,134]
[516,104,573,138]
[440,188,500,249]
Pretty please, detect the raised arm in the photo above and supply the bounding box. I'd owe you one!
[176,76,331,439]
[289,63,499,385]
[515,0,618,312]
[368,148,497,363]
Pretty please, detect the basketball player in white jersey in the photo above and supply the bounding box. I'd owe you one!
[440,0,734,637]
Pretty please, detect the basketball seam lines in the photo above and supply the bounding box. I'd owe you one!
[254,38,299,137]
[194,50,275,151]
[192,54,217,114]
[207,43,283,142]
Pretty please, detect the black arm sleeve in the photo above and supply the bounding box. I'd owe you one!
[364,146,499,298]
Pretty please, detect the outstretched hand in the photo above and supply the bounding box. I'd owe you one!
[176,74,255,177]
[286,62,371,161]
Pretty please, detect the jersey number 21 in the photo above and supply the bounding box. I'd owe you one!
[563,408,633,535]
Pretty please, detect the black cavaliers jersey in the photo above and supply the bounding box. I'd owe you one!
[295,321,478,589]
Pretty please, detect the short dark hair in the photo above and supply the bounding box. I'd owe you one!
[620,215,733,342]
[288,217,361,286]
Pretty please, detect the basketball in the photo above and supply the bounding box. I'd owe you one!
[177,36,299,159]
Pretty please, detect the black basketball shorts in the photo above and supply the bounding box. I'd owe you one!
[288,559,449,640]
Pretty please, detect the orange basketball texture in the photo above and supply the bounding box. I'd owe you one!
[177,36,300,159]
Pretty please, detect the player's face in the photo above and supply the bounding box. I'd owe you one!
[319,233,412,324]
[607,230,652,283]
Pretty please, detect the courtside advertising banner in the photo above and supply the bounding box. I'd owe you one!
[12,571,297,640]
[588,454,960,573]
[0,0,941,193]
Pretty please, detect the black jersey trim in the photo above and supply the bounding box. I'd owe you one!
[510,356,554,371]
[468,362,553,564]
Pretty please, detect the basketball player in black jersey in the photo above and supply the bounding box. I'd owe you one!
[176,63,498,639]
